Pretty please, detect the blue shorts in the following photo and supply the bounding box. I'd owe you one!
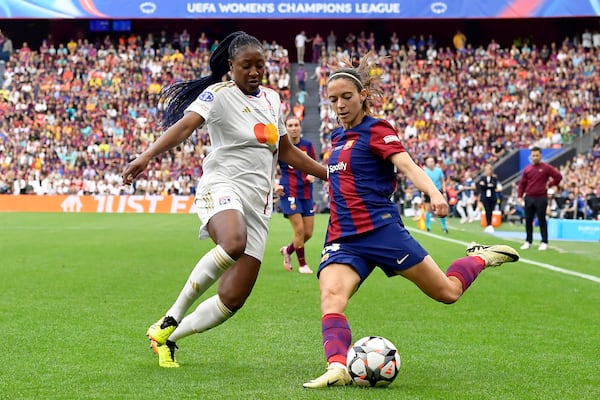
[318,222,429,283]
[279,196,315,217]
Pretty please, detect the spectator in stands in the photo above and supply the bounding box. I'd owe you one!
[546,188,562,218]
[177,29,190,52]
[296,62,307,91]
[295,30,311,63]
[491,136,507,160]
[326,30,337,54]
[0,30,13,62]
[197,32,209,53]
[452,30,467,52]
[122,31,327,369]
[311,33,324,63]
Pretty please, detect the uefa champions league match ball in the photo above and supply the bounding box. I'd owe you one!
[346,336,401,387]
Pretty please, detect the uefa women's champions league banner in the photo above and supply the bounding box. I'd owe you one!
[0,0,599,18]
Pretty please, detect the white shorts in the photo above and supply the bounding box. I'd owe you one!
[194,181,271,262]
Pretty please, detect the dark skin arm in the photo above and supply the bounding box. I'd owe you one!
[278,134,328,181]
[122,112,204,185]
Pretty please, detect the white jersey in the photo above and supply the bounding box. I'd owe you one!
[186,81,286,214]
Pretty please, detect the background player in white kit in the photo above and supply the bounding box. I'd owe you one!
[122,31,327,368]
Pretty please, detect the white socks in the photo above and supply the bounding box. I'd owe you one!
[165,245,235,322]
[169,295,234,342]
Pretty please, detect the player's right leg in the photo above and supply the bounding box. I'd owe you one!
[304,262,360,388]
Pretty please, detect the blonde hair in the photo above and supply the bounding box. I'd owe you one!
[327,50,383,115]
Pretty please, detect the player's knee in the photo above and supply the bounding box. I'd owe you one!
[320,288,349,313]
[304,231,313,242]
[219,235,247,260]
[219,288,250,312]
[436,287,461,304]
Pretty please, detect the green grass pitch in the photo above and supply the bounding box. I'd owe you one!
[1,212,599,399]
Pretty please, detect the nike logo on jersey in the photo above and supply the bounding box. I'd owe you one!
[396,254,409,265]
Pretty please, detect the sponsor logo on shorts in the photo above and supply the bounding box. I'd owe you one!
[396,254,409,265]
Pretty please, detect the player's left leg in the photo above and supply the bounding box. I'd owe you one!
[400,244,519,303]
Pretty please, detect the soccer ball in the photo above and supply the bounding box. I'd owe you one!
[346,336,401,387]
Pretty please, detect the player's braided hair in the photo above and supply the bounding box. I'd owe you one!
[327,50,383,116]
[159,31,262,128]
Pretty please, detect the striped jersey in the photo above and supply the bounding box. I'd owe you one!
[278,137,316,199]
[326,116,406,243]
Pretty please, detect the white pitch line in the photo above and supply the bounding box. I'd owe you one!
[408,228,600,284]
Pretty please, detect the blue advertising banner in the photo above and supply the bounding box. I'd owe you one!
[0,0,599,19]
[548,218,600,241]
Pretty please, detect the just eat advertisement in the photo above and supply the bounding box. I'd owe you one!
[0,195,196,214]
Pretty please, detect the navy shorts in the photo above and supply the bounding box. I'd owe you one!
[318,222,429,282]
[279,196,315,217]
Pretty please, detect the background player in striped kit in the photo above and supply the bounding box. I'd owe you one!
[122,31,327,368]
[276,116,317,274]
[302,52,519,388]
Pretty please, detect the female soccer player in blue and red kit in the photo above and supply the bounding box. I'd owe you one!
[276,116,317,274]
[303,53,520,388]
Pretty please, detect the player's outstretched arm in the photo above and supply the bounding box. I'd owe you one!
[390,152,448,217]
[279,134,328,181]
[122,112,204,185]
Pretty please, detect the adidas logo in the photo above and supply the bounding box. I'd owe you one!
[242,106,251,113]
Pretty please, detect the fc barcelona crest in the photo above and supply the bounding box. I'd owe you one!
[343,140,355,150]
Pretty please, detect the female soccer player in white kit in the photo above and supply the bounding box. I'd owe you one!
[122,31,327,368]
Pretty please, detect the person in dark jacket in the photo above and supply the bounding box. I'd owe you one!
[477,164,501,233]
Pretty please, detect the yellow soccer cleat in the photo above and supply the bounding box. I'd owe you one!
[147,316,178,347]
[466,243,520,267]
[303,364,352,388]
[156,340,180,368]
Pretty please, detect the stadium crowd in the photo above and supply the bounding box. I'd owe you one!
[0,30,291,196]
[313,30,600,220]
[0,28,599,220]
